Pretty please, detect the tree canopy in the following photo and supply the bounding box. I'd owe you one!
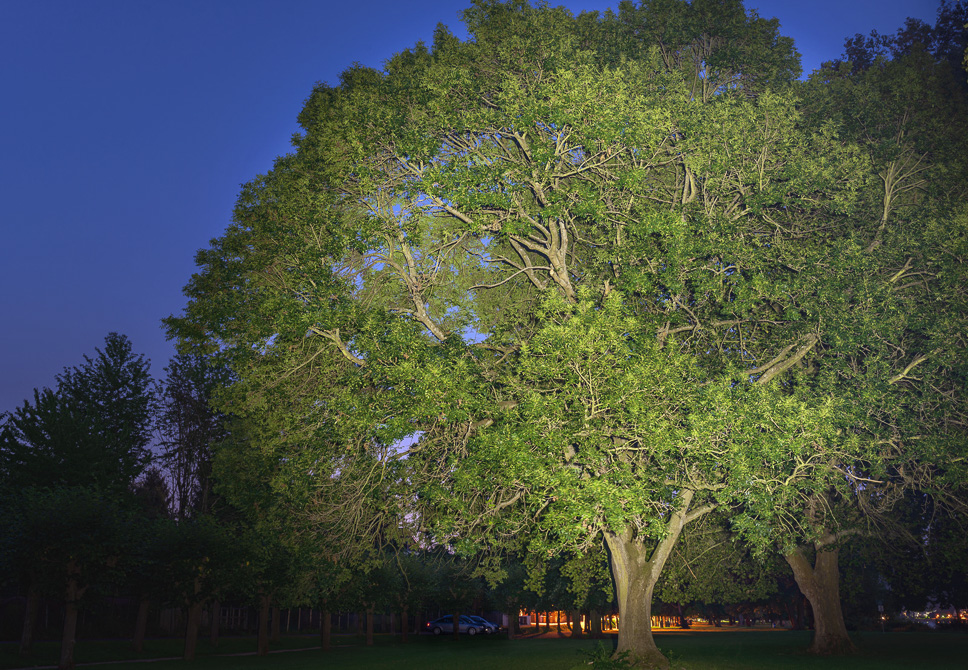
[1,332,154,492]
[167,1,968,666]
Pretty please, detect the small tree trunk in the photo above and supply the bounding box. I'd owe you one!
[787,600,802,630]
[365,606,375,646]
[569,610,583,638]
[257,593,270,656]
[183,600,203,661]
[590,609,604,638]
[711,606,722,627]
[59,569,86,670]
[452,610,461,641]
[209,599,220,647]
[400,606,409,643]
[20,583,41,655]
[320,608,332,650]
[786,546,855,655]
[132,597,150,651]
[59,599,79,670]
[184,574,204,661]
[270,606,281,642]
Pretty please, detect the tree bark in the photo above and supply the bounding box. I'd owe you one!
[569,610,583,638]
[604,489,701,668]
[590,609,604,638]
[257,592,270,656]
[452,610,461,641]
[59,568,86,670]
[20,583,41,655]
[785,546,855,655]
[59,599,79,670]
[132,597,150,652]
[400,606,409,643]
[270,606,281,642]
[183,599,203,661]
[183,574,204,661]
[604,534,667,668]
[366,606,375,646]
[320,608,332,651]
[209,599,220,647]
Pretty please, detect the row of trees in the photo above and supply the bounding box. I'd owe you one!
[0,334,232,668]
[163,1,968,668]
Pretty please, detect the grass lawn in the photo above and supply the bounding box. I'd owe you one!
[3,630,965,669]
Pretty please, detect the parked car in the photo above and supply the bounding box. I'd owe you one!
[466,615,500,634]
[425,615,484,635]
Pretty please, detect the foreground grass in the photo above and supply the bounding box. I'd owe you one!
[3,630,966,669]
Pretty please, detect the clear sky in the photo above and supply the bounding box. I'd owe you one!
[0,0,943,413]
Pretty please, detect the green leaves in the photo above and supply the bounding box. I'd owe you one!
[1,333,154,492]
[164,4,966,648]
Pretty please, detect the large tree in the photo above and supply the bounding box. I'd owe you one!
[167,1,966,666]
[731,8,968,653]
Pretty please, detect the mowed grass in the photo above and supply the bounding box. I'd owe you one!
[3,630,966,670]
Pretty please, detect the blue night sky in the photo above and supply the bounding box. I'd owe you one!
[0,0,943,413]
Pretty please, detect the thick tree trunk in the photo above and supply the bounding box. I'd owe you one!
[400,606,409,643]
[20,583,41,655]
[132,597,150,651]
[605,534,666,668]
[209,599,220,647]
[320,608,331,650]
[452,610,460,641]
[257,593,270,656]
[365,606,375,646]
[785,546,855,655]
[605,490,702,668]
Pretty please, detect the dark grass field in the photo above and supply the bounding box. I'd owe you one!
[3,629,966,669]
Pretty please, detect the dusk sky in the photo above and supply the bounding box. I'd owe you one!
[1,0,944,413]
